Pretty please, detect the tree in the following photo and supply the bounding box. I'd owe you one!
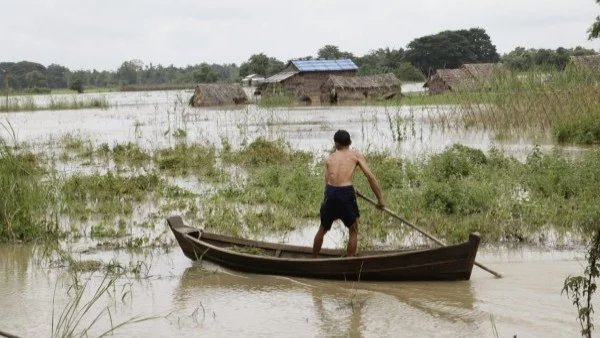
[317,45,354,59]
[396,62,425,82]
[116,59,143,85]
[46,64,70,88]
[356,48,405,75]
[192,63,220,83]
[25,70,48,88]
[239,53,284,78]
[70,79,84,93]
[405,28,499,75]
[501,46,597,71]
[589,0,600,39]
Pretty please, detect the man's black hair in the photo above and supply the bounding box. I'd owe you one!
[333,130,351,147]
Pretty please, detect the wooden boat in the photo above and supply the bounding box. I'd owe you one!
[167,215,481,281]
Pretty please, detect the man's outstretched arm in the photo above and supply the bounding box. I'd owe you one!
[356,153,385,207]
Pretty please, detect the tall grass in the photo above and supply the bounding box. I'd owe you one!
[0,124,58,242]
[258,85,298,107]
[0,95,109,112]
[48,96,109,110]
[51,274,155,338]
[406,65,600,145]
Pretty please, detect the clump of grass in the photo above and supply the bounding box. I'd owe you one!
[97,142,151,168]
[0,96,37,112]
[49,95,109,110]
[0,135,58,242]
[52,274,156,338]
[222,137,296,166]
[221,138,322,219]
[258,89,297,107]
[154,143,223,181]
[69,260,104,273]
[61,173,163,218]
[0,95,109,112]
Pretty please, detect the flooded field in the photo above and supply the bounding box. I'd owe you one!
[1,89,555,161]
[0,90,595,337]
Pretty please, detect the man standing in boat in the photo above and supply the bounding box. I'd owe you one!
[313,130,385,258]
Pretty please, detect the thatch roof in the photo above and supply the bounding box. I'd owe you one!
[425,68,474,89]
[425,63,504,91]
[461,63,503,80]
[189,84,247,107]
[322,73,401,90]
[570,55,600,71]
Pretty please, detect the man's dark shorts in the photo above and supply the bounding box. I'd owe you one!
[320,184,360,231]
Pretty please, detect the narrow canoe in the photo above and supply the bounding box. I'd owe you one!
[167,215,481,281]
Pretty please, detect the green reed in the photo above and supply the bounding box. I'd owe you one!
[397,66,600,145]
[0,129,59,242]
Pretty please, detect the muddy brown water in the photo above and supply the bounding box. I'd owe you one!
[0,244,591,337]
[0,90,595,337]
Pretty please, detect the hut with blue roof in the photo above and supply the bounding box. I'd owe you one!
[259,58,358,104]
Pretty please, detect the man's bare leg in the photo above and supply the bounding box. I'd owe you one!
[347,221,358,257]
[312,226,326,258]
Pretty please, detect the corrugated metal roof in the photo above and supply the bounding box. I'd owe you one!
[292,59,358,72]
[264,72,298,83]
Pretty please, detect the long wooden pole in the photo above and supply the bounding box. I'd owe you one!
[356,191,503,278]
[0,330,22,338]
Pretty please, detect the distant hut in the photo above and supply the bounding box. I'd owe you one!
[424,69,474,94]
[320,73,402,103]
[570,55,600,72]
[259,59,358,104]
[462,63,503,81]
[189,84,248,107]
[424,63,504,94]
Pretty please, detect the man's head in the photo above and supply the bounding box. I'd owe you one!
[333,130,351,149]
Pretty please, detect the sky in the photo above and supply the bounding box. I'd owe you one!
[1,0,599,71]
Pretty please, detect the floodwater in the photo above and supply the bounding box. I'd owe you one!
[0,90,595,337]
[0,245,591,337]
[0,89,556,161]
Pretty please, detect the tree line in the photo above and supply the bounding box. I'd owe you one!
[0,27,597,92]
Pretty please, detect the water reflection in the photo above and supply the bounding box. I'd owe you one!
[174,262,479,337]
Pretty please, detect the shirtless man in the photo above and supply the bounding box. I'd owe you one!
[312,130,385,258]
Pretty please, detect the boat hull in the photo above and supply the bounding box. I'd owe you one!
[167,216,480,281]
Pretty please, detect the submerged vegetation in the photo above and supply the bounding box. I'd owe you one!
[4,124,600,248]
[0,135,59,242]
[0,95,109,112]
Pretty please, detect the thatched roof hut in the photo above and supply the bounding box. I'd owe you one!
[424,63,504,94]
[462,63,503,80]
[320,73,401,103]
[424,69,474,94]
[189,84,248,107]
[570,55,600,71]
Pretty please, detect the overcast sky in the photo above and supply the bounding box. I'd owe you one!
[1,0,599,71]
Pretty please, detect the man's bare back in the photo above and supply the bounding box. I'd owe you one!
[325,149,360,187]
[326,149,383,205]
